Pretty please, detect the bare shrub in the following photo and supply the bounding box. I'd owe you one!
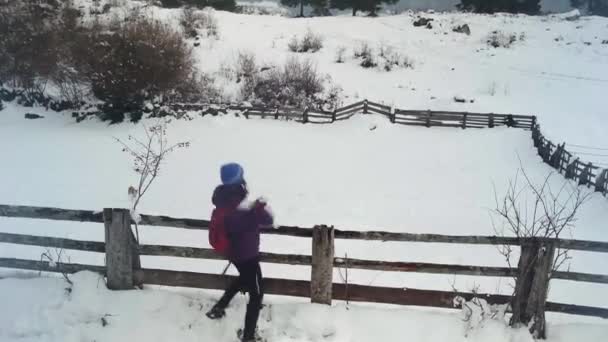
[248,57,341,110]
[116,122,189,242]
[353,42,376,68]
[335,46,346,63]
[74,16,203,122]
[0,1,62,103]
[180,7,218,39]
[487,31,518,48]
[287,30,323,53]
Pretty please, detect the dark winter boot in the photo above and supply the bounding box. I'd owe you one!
[205,306,226,320]
[237,328,264,342]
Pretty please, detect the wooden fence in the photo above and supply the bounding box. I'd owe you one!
[532,124,608,196]
[185,99,605,197]
[1,204,607,319]
[168,99,536,129]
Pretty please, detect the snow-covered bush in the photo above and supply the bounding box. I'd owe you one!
[353,42,413,71]
[453,296,509,337]
[180,7,218,39]
[378,43,414,71]
[486,31,518,48]
[354,42,377,68]
[288,30,323,53]
[0,1,88,107]
[74,15,204,122]
[235,1,289,16]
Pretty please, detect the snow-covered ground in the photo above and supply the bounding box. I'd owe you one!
[174,9,608,155]
[1,4,608,341]
[1,272,606,342]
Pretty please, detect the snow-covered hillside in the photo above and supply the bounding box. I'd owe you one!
[170,9,608,155]
[1,4,607,341]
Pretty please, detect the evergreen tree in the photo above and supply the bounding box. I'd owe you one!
[280,0,328,17]
[331,0,398,16]
[458,0,540,14]
[571,0,608,16]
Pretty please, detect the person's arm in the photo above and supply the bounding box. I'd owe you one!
[252,199,274,229]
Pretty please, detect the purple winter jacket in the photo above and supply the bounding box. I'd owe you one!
[212,184,274,263]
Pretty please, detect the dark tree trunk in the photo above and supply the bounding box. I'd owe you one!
[300,1,304,17]
[352,7,357,16]
[510,241,556,339]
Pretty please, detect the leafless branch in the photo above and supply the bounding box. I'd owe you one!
[115,120,189,243]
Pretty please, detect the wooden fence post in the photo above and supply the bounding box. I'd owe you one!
[531,124,540,147]
[462,113,467,129]
[579,163,593,187]
[596,169,608,194]
[103,208,137,290]
[303,108,309,123]
[363,100,368,114]
[565,158,578,180]
[488,113,495,128]
[425,110,431,128]
[311,225,334,305]
[510,239,555,339]
[274,108,279,120]
[549,143,564,169]
[331,109,337,123]
[506,114,515,127]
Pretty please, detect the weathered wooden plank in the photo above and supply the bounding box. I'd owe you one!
[333,229,522,245]
[0,232,105,253]
[135,268,608,318]
[394,121,428,127]
[335,101,365,113]
[306,113,333,119]
[336,106,363,117]
[0,257,106,274]
[336,258,516,277]
[553,271,608,284]
[366,107,391,116]
[138,244,312,266]
[545,302,608,318]
[555,238,608,252]
[366,101,391,111]
[0,204,104,223]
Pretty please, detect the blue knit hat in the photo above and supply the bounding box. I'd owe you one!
[220,163,244,185]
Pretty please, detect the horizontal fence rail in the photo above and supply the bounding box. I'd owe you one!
[1,257,605,319]
[3,205,608,252]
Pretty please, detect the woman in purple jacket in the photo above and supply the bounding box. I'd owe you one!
[206,163,273,342]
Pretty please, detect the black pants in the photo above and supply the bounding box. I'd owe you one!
[216,258,263,340]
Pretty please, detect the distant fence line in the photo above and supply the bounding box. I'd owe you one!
[167,99,607,197]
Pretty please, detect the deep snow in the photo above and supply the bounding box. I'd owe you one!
[1,272,607,342]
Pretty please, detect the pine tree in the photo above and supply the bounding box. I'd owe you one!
[281,0,329,17]
[331,0,398,16]
[458,0,541,14]
[571,0,608,16]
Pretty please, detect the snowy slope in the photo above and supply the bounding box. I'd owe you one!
[1,272,607,342]
[167,9,606,158]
